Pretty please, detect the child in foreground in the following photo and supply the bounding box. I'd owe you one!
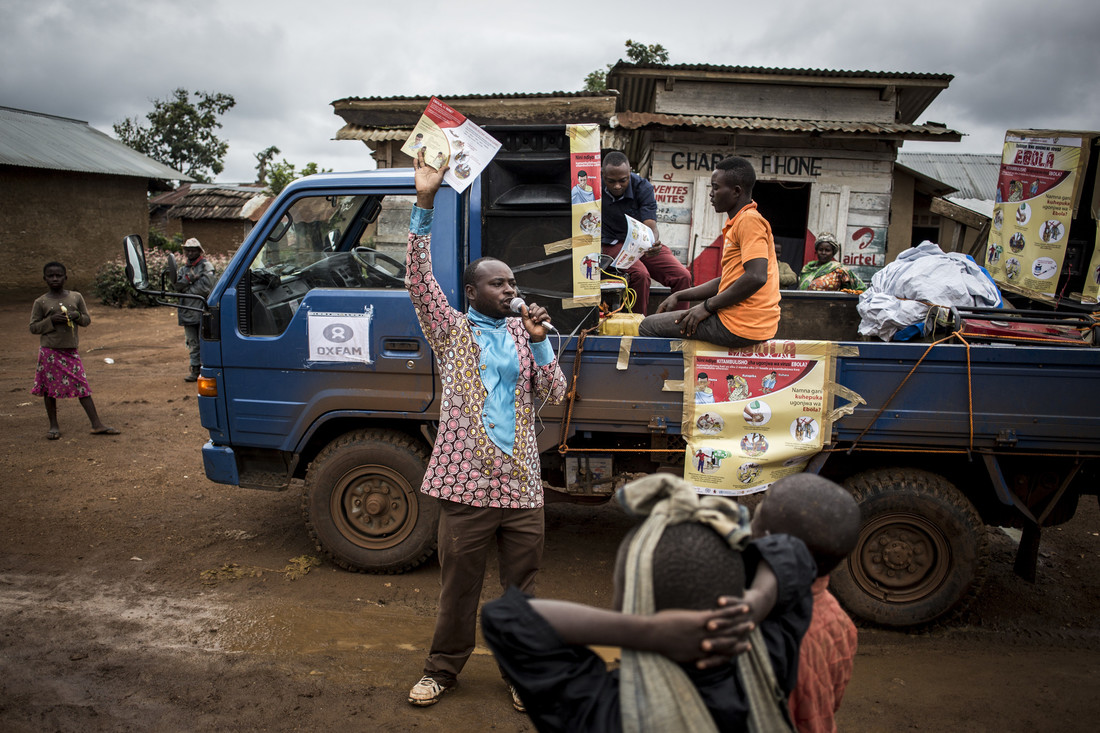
[481,474,815,732]
[751,474,861,733]
[29,262,119,440]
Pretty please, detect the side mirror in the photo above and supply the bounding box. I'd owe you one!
[124,235,150,290]
[121,234,205,313]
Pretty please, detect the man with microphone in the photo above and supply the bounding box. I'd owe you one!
[405,148,567,711]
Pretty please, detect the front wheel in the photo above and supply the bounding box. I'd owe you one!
[831,468,989,628]
[303,429,438,573]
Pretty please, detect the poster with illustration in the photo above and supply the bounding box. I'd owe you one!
[984,132,1090,300]
[1084,220,1100,303]
[568,124,602,304]
[682,340,839,496]
[400,97,502,193]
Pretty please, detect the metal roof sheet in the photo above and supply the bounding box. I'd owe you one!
[897,152,1001,200]
[608,62,953,82]
[333,90,613,104]
[0,106,191,181]
[611,112,961,140]
[606,63,953,125]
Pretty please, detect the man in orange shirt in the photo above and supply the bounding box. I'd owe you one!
[639,156,780,347]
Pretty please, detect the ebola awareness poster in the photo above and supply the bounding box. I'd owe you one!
[568,124,602,305]
[1084,220,1100,303]
[400,97,501,193]
[985,132,1088,299]
[681,340,837,496]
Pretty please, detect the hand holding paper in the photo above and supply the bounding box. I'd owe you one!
[414,149,447,209]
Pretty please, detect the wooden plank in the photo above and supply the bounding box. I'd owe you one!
[654,81,895,123]
[930,196,990,229]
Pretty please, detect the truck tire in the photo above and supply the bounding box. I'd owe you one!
[831,468,989,628]
[303,429,438,574]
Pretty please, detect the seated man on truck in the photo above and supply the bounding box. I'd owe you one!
[639,156,780,348]
[405,149,567,710]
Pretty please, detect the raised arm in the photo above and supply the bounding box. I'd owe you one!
[527,598,757,668]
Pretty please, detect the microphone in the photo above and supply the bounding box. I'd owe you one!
[509,297,557,332]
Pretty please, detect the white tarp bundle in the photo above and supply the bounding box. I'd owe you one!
[857,241,1003,341]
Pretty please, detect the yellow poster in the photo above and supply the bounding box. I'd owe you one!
[1084,220,1100,303]
[681,340,837,496]
[985,133,1085,297]
[568,124,601,305]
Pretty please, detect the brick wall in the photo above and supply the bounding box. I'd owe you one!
[0,166,150,297]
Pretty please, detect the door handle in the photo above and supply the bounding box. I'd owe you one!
[383,339,421,353]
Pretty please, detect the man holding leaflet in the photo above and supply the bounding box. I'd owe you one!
[404,149,567,710]
[601,151,692,313]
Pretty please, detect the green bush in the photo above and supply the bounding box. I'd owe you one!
[94,247,234,308]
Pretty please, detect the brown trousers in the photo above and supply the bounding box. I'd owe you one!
[423,500,544,681]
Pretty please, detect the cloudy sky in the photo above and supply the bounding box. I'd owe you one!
[3,0,1098,183]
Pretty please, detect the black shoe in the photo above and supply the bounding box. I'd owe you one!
[184,371,199,383]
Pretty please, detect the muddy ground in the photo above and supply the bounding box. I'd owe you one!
[1,299,1098,732]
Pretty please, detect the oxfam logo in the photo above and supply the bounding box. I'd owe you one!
[323,323,354,343]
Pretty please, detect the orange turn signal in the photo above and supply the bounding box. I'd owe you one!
[197,375,218,397]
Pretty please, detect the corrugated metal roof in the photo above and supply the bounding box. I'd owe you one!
[0,106,192,181]
[162,184,270,221]
[335,125,410,142]
[609,62,953,82]
[333,90,613,104]
[897,152,1001,200]
[612,112,961,140]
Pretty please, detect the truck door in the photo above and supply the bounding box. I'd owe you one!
[217,187,460,452]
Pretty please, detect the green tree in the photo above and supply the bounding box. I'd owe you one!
[114,88,236,183]
[264,158,333,195]
[584,39,670,92]
[254,145,281,185]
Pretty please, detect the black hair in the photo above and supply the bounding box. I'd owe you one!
[714,156,756,196]
[697,372,708,379]
[463,256,505,289]
[756,473,860,576]
[602,150,629,169]
[577,170,587,178]
[43,261,66,276]
[614,522,745,612]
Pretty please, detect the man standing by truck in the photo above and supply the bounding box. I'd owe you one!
[405,150,567,709]
[175,238,216,382]
[601,151,692,314]
[639,156,780,347]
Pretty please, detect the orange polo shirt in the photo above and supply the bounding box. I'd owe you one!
[717,202,781,341]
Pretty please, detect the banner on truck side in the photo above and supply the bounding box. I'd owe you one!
[307,308,373,364]
[567,124,602,306]
[680,339,839,496]
[984,132,1092,301]
[1084,220,1100,303]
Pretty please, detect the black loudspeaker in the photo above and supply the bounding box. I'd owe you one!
[482,126,599,334]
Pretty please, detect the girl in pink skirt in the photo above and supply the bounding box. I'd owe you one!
[29,262,119,440]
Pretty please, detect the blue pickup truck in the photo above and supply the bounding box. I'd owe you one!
[124,128,1100,628]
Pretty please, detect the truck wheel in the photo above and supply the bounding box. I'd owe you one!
[831,468,989,628]
[303,429,438,574]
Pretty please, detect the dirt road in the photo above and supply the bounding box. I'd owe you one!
[1,300,1098,731]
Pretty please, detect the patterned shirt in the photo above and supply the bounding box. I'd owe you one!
[406,206,567,509]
